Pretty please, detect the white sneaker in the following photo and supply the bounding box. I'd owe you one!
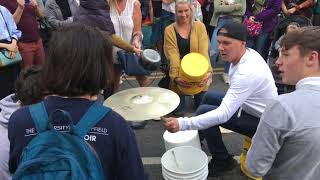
[222,73,229,84]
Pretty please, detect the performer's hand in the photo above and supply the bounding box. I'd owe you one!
[163,117,180,133]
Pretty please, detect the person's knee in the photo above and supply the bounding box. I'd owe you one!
[196,104,217,115]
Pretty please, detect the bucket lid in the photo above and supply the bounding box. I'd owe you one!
[180,53,209,82]
[142,49,161,63]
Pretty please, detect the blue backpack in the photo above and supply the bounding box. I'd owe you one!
[12,102,111,180]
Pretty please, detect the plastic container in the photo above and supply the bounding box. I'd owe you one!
[178,53,209,95]
[161,146,208,180]
[163,130,201,151]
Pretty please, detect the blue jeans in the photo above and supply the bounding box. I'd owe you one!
[176,91,205,113]
[246,31,271,60]
[196,91,260,160]
[210,17,234,72]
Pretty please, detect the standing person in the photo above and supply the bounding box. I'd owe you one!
[0,5,21,100]
[246,27,320,180]
[8,24,148,180]
[0,0,46,68]
[44,0,79,29]
[163,22,278,177]
[164,0,212,115]
[0,66,43,180]
[245,0,281,60]
[209,0,246,83]
[109,0,149,92]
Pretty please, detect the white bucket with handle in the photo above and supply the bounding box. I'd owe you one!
[161,146,208,180]
[163,130,201,151]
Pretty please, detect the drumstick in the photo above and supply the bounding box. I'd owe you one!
[160,117,168,122]
[172,150,180,170]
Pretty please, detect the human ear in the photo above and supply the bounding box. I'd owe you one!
[306,51,319,67]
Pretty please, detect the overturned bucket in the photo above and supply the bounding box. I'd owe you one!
[163,130,201,151]
[161,146,208,180]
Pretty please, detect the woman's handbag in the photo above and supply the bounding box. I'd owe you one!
[117,50,151,76]
[0,8,22,67]
[243,18,263,37]
[0,50,22,67]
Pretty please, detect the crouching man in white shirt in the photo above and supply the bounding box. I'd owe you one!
[163,22,278,177]
[246,27,320,180]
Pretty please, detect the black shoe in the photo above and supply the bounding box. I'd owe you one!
[208,156,237,177]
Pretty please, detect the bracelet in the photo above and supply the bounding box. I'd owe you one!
[132,31,143,40]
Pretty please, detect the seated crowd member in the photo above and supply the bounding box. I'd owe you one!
[0,4,21,100]
[164,22,278,177]
[8,24,147,180]
[246,26,320,180]
[164,0,212,116]
[0,0,46,68]
[0,66,43,180]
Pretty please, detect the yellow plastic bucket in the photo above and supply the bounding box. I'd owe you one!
[240,136,262,180]
[178,53,209,95]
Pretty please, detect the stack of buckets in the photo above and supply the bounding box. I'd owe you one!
[161,130,208,180]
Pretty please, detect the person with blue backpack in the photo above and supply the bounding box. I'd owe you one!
[8,23,148,180]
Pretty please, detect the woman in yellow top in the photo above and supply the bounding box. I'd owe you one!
[164,0,212,115]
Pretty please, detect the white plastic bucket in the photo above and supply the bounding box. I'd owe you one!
[163,130,201,151]
[161,146,208,180]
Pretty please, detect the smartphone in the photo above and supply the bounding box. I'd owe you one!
[25,0,30,4]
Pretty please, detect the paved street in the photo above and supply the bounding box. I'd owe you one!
[118,70,252,180]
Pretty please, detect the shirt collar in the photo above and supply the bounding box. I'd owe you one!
[296,77,320,89]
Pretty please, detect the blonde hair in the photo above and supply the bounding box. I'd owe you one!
[175,0,194,25]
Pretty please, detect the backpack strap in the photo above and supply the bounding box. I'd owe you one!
[29,102,49,133]
[74,102,111,138]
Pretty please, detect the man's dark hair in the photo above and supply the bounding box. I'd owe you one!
[15,66,44,105]
[281,26,320,60]
[42,23,114,97]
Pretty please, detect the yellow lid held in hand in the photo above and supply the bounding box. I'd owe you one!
[180,53,209,82]
[177,53,209,95]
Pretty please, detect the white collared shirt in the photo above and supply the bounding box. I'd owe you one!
[178,48,278,130]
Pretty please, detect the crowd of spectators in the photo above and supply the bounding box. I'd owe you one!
[0,0,320,179]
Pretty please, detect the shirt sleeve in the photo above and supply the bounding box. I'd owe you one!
[178,72,256,130]
[45,0,73,29]
[1,6,21,40]
[255,0,281,22]
[246,100,288,177]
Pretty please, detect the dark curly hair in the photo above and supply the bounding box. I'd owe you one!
[14,66,44,105]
